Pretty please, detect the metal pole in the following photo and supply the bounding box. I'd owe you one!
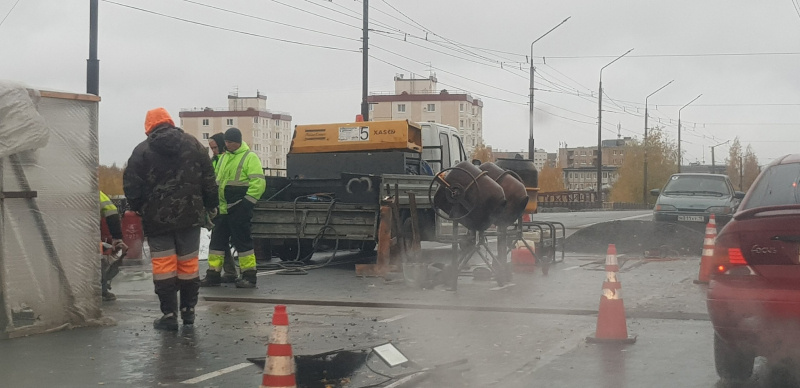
[677,94,702,173]
[597,48,633,205]
[739,156,744,190]
[87,0,99,95]
[360,0,369,121]
[643,80,673,205]
[710,140,728,174]
[529,17,570,161]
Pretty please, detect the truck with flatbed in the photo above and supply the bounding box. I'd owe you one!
[252,120,468,262]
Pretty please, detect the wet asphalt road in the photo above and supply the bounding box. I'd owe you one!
[0,211,793,388]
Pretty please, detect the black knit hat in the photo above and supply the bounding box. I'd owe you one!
[224,127,242,144]
[209,132,227,152]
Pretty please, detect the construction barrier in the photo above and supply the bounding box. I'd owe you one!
[694,214,717,284]
[260,305,297,388]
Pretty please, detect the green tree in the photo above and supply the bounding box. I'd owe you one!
[470,141,493,163]
[742,144,760,191]
[610,127,678,203]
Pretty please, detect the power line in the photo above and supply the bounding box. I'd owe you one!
[540,51,800,59]
[102,0,359,52]
[180,0,359,41]
[0,0,21,29]
[268,0,362,31]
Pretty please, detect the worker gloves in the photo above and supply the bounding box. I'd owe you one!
[111,239,128,256]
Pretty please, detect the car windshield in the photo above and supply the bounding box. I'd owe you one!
[662,176,730,196]
[741,163,800,210]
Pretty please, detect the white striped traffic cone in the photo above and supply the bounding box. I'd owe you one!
[260,305,296,388]
[694,214,717,284]
[587,244,636,344]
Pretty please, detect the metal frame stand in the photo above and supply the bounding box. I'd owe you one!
[445,220,512,291]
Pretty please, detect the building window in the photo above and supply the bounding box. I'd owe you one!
[275,120,280,126]
[276,158,280,165]
[202,119,209,126]
[369,104,374,111]
[460,120,464,128]
[226,119,234,126]
[427,104,436,112]
[253,144,260,151]
[460,103,464,112]
[276,132,281,139]
[202,133,209,139]
[397,104,406,113]
[254,117,258,123]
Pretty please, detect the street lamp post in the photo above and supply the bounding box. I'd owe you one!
[677,94,702,172]
[597,48,633,204]
[643,80,674,205]
[529,17,570,161]
[710,140,729,174]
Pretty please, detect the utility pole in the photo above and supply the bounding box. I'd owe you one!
[677,94,702,173]
[710,140,729,174]
[529,17,570,161]
[643,80,673,205]
[597,48,633,205]
[360,0,369,121]
[87,0,99,95]
[739,156,744,190]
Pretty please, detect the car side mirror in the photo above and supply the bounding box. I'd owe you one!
[734,191,746,199]
[650,189,661,197]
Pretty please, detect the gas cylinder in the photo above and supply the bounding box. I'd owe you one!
[121,211,144,260]
[433,161,506,231]
[495,158,539,213]
[478,162,529,226]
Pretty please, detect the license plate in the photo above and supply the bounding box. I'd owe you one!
[677,215,704,222]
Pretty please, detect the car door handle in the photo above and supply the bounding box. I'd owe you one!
[771,235,800,243]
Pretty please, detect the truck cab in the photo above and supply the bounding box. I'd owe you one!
[419,122,467,173]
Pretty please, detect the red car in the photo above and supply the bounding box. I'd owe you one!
[707,154,800,381]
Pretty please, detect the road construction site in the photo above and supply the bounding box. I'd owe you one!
[1,209,769,388]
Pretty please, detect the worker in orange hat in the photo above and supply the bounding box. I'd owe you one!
[123,107,218,330]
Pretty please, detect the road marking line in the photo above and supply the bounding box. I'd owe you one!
[562,266,581,271]
[180,362,253,384]
[379,313,411,323]
[620,213,653,221]
[576,212,652,229]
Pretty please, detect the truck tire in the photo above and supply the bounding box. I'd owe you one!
[278,239,314,263]
[714,333,754,381]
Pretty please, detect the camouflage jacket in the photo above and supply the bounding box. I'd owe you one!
[123,124,218,236]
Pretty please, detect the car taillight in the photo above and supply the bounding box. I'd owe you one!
[715,247,756,276]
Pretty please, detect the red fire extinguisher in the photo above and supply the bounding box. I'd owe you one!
[122,211,144,260]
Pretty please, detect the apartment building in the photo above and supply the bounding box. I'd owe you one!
[557,138,633,191]
[367,75,483,155]
[179,92,292,176]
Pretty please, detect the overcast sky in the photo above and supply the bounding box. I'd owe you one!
[2,0,799,166]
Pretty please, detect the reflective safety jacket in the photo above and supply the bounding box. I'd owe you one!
[100,191,122,240]
[100,191,118,218]
[215,141,265,214]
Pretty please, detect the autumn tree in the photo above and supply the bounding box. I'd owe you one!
[470,141,493,163]
[742,145,760,190]
[609,127,678,203]
[538,165,565,192]
[98,163,124,196]
[726,138,743,190]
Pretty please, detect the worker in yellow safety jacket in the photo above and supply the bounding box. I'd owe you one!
[200,127,265,288]
[100,191,128,301]
[207,132,238,283]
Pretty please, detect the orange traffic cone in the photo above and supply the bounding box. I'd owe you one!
[260,305,296,388]
[586,244,636,344]
[694,214,717,284]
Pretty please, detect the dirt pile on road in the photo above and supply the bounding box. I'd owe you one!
[565,220,705,256]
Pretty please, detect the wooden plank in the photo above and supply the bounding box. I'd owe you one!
[39,90,101,102]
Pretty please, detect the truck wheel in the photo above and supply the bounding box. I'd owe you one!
[714,333,754,380]
[278,239,314,263]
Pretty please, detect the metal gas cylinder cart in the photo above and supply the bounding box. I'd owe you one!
[428,161,566,289]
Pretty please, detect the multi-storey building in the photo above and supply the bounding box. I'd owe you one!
[367,75,483,155]
[179,92,292,176]
[557,138,633,191]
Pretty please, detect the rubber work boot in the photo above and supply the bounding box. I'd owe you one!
[235,270,257,288]
[102,291,117,302]
[199,269,221,287]
[221,272,238,284]
[153,313,179,331]
[180,307,195,325]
